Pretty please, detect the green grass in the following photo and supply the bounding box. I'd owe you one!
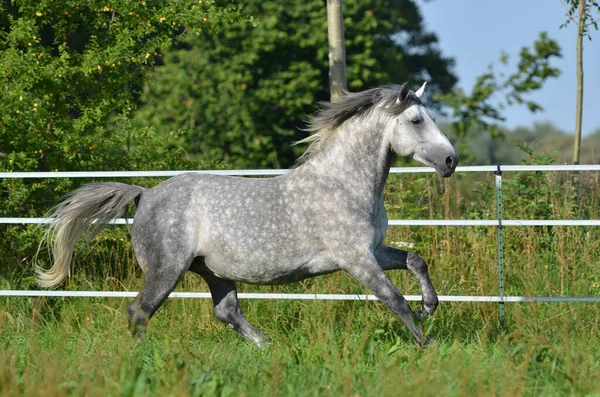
[1,287,600,396]
[2,171,600,396]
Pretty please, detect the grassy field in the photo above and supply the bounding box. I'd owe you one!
[1,291,599,396]
[1,171,600,396]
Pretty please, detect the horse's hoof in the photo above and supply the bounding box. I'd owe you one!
[255,338,271,350]
[252,333,271,350]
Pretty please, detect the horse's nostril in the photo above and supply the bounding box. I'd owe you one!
[445,156,454,169]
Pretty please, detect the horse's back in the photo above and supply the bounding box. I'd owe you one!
[133,172,288,239]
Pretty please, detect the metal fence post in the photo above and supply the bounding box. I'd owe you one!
[495,165,505,326]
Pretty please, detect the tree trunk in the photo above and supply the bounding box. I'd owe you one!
[572,0,585,164]
[326,0,347,102]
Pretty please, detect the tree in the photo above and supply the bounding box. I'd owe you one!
[0,0,244,203]
[134,0,457,168]
[559,0,600,164]
[0,0,244,269]
[0,0,244,172]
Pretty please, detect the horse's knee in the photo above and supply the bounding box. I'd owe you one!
[407,253,438,314]
[407,252,428,274]
[213,299,241,325]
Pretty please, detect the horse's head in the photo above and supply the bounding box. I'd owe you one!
[384,82,458,177]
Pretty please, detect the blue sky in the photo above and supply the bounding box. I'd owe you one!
[419,0,600,136]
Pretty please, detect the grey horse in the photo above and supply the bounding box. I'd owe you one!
[37,82,458,346]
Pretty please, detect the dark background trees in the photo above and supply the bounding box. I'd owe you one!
[133,0,457,168]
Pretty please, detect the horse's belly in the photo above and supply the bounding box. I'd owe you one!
[204,250,339,285]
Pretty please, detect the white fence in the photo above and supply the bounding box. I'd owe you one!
[1,164,600,309]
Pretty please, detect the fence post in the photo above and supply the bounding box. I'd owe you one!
[326,0,347,102]
[495,165,505,326]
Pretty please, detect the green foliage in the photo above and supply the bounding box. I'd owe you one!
[0,0,244,173]
[134,0,457,168]
[513,141,560,165]
[437,32,561,164]
[0,0,245,183]
[0,0,246,270]
[560,0,600,38]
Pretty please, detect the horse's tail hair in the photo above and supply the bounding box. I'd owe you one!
[36,182,144,288]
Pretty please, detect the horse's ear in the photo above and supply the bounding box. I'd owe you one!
[398,83,410,103]
[415,81,427,99]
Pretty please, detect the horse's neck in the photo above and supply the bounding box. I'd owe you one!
[298,121,393,199]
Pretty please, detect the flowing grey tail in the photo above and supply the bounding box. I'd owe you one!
[36,182,144,288]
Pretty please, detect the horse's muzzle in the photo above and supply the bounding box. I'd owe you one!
[414,149,459,178]
[436,153,459,178]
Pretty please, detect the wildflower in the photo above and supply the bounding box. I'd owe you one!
[391,241,415,249]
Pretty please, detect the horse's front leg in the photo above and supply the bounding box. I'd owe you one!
[341,253,423,343]
[375,245,439,318]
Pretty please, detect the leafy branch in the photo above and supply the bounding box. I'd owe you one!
[559,0,600,38]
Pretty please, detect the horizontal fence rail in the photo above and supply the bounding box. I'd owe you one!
[1,164,600,179]
[3,218,600,226]
[1,290,599,302]
[1,164,599,307]
[0,218,600,226]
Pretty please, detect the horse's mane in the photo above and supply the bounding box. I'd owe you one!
[296,83,420,162]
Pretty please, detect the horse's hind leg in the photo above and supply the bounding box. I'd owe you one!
[127,254,192,339]
[201,273,270,348]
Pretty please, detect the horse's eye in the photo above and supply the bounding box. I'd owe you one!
[411,118,421,125]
